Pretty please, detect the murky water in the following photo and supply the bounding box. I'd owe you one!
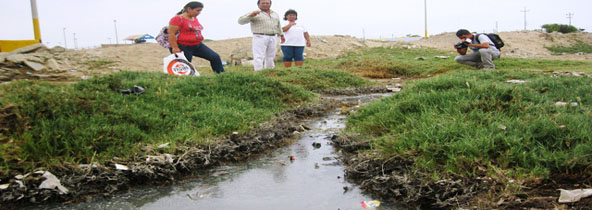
[39,93,396,210]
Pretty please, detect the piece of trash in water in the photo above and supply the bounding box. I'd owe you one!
[289,155,296,162]
[312,142,321,149]
[558,189,592,203]
[37,171,69,194]
[280,161,287,166]
[361,200,381,208]
[118,85,145,95]
[115,164,129,171]
[343,186,350,193]
[506,80,526,84]
[314,163,320,169]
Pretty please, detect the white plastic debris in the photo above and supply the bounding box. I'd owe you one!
[498,125,507,131]
[157,143,170,149]
[506,80,526,84]
[37,171,69,194]
[558,189,592,203]
[0,184,9,190]
[434,56,450,59]
[555,102,568,107]
[115,164,129,171]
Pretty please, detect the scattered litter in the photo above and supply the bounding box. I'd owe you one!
[289,155,296,162]
[312,142,321,149]
[361,200,381,208]
[146,154,175,164]
[314,163,320,169]
[280,161,287,166]
[115,164,129,171]
[37,171,69,194]
[387,87,402,92]
[555,102,579,107]
[506,80,526,84]
[15,180,24,188]
[0,184,9,190]
[555,102,568,107]
[118,85,145,95]
[157,143,170,149]
[343,186,350,193]
[498,125,507,131]
[558,189,592,203]
[434,55,450,59]
[79,163,99,169]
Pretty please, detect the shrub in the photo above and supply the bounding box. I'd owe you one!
[542,24,579,34]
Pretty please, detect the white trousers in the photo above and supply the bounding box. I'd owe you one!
[252,34,277,71]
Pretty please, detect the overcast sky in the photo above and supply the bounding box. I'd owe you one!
[1,0,590,49]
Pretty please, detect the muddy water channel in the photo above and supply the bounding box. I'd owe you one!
[39,93,397,210]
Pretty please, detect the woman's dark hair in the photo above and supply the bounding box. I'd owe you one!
[456,29,470,38]
[177,1,204,15]
[284,9,297,20]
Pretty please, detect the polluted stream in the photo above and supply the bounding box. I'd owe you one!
[38,93,397,210]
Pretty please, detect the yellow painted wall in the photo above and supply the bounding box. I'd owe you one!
[0,40,41,52]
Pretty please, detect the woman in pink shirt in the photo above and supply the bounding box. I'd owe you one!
[168,1,224,73]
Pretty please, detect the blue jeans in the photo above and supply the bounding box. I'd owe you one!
[281,46,305,62]
[170,43,224,74]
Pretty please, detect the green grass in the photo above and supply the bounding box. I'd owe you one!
[0,71,320,175]
[345,70,592,178]
[260,67,377,91]
[546,42,592,54]
[305,47,592,78]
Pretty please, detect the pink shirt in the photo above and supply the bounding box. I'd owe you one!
[169,15,204,46]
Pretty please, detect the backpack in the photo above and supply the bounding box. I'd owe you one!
[475,33,505,49]
[156,17,183,48]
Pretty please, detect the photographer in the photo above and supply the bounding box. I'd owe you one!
[454,29,500,70]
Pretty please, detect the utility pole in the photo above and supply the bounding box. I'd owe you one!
[362,28,365,40]
[63,28,67,48]
[424,0,428,38]
[30,0,41,43]
[521,7,530,31]
[73,33,78,49]
[566,13,574,25]
[113,20,119,45]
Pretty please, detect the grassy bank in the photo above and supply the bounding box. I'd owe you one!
[345,70,592,179]
[0,69,370,177]
[546,41,592,54]
[306,47,592,78]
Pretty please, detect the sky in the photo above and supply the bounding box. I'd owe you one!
[1,0,590,49]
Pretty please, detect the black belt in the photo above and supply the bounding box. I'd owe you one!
[254,33,276,36]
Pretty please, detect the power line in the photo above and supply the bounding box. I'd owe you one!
[566,13,574,25]
[520,7,530,31]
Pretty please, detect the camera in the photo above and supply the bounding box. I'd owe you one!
[454,42,468,49]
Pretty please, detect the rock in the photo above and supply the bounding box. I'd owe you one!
[49,46,66,54]
[11,43,47,54]
[230,46,252,65]
[46,58,61,70]
[6,54,43,64]
[240,59,254,66]
[24,61,46,71]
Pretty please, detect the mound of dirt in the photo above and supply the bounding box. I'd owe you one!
[85,35,390,72]
[412,31,592,60]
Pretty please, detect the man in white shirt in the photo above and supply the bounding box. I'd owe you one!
[238,0,285,71]
[454,29,501,70]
